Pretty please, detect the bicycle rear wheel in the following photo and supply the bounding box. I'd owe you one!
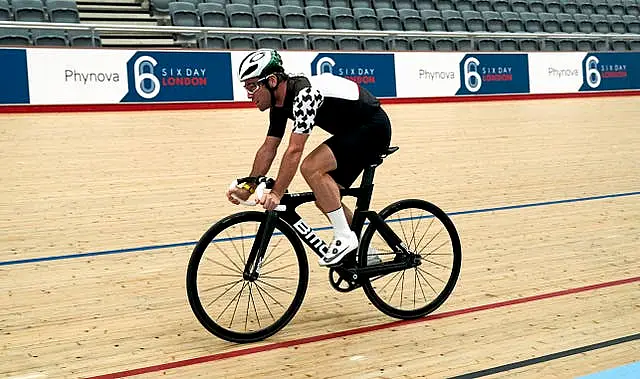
[186,211,308,343]
[358,199,461,319]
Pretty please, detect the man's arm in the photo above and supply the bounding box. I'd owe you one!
[271,133,308,197]
[249,136,281,177]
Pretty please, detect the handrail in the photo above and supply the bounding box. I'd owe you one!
[1,20,640,41]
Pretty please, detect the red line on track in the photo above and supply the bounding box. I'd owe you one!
[85,276,639,379]
[2,91,640,114]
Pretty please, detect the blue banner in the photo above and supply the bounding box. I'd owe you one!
[310,53,397,98]
[121,51,233,102]
[456,53,530,95]
[0,49,29,104]
[579,52,640,92]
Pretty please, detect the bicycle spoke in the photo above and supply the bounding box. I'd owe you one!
[223,229,245,270]
[376,270,403,294]
[413,218,435,254]
[206,255,242,275]
[261,236,285,268]
[416,268,440,294]
[217,281,247,326]
[201,278,243,293]
[261,246,290,270]
[256,278,294,295]
[206,279,244,307]
[260,262,297,277]
[254,283,276,321]
[228,281,249,329]
[254,281,287,310]
[417,228,444,256]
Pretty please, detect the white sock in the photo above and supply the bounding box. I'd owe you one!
[326,207,352,239]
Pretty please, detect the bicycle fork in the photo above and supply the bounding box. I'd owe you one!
[242,210,278,281]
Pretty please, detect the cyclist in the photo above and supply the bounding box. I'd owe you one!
[226,49,392,266]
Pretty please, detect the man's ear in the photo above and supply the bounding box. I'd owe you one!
[269,75,278,88]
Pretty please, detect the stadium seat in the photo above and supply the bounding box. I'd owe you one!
[477,38,498,51]
[441,10,465,31]
[283,35,307,49]
[198,35,226,49]
[255,34,283,49]
[169,2,199,26]
[483,11,506,32]
[254,4,283,28]
[539,12,561,33]
[227,34,255,49]
[421,9,445,31]
[556,13,578,33]
[279,5,307,28]
[387,36,410,50]
[67,30,101,47]
[518,38,539,51]
[309,35,336,50]
[13,0,46,22]
[304,5,331,29]
[32,29,68,46]
[399,8,424,30]
[353,7,379,29]
[198,3,227,27]
[336,35,361,50]
[622,14,640,33]
[0,28,31,45]
[499,38,518,51]
[0,0,11,21]
[409,37,433,50]
[433,38,455,51]
[461,10,486,32]
[47,0,80,23]
[225,3,255,28]
[330,7,356,29]
[361,36,386,50]
[376,7,403,30]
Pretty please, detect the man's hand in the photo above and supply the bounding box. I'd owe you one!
[258,191,282,210]
[226,187,252,205]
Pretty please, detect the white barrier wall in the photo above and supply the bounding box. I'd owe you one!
[1,48,639,106]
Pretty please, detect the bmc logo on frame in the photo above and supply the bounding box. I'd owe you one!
[121,51,234,103]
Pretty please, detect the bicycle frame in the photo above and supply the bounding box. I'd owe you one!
[242,165,411,281]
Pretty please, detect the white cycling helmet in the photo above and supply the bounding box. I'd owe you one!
[238,49,284,82]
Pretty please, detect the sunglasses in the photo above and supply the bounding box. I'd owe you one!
[243,74,273,95]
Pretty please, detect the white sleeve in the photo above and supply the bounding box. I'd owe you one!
[292,86,324,135]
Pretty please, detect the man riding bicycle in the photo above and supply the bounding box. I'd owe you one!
[226,49,392,266]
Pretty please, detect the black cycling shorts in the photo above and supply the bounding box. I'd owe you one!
[324,107,392,188]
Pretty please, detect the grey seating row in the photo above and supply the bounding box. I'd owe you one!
[0,27,100,46]
[166,2,640,35]
[0,0,79,22]
[152,0,640,17]
[197,32,640,51]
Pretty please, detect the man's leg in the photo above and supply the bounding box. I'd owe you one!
[300,144,358,266]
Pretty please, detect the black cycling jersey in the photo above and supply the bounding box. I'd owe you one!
[267,74,382,139]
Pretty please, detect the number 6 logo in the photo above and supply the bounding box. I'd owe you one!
[134,56,160,99]
[585,56,601,89]
[463,57,481,93]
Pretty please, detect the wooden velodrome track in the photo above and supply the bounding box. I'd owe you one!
[1,96,639,379]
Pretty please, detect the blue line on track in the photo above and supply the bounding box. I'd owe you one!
[2,191,638,267]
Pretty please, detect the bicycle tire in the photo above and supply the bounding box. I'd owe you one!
[186,211,309,343]
[358,199,462,319]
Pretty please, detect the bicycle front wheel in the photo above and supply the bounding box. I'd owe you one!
[359,199,462,319]
[186,211,309,343]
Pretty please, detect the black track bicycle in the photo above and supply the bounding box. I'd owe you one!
[186,146,462,343]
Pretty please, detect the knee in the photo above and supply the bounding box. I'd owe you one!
[300,157,318,182]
